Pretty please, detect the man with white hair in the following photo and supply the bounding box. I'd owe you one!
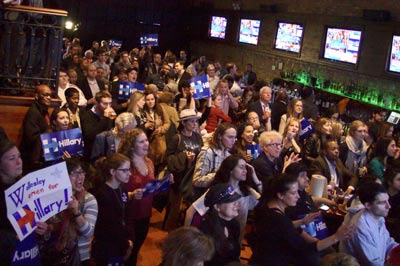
[247,86,272,131]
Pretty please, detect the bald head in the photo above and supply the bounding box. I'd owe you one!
[35,84,52,107]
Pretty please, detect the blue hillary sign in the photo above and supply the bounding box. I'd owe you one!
[118,81,145,101]
[189,75,211,100]
[299,119,314,143]
[40,128,84,161]
[245,143,261,160]
[299,214,329,240]
[11,233,41,266]
[142,175,170,197]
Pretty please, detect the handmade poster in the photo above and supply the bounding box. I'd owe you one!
[299,213,329,240]
[245,143,261,160]
[118,81,145,100]
[5,162,72,241]
[142,175,170,197]
[40,128,83,161]
[189,75,211,100]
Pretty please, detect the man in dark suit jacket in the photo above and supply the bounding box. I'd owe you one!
[81,91,113,161]
[174,60,192,87]
[247,86,272,131]
[21,84,52,172]
[309,139,358,194]
[251,131,285,187]
[77,63,106,109]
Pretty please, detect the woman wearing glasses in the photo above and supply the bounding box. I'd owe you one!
[119,128,154,266]
[92,153,134,266]
[41,157,98,266]
[339,120,368,178]
[251,131,300,188]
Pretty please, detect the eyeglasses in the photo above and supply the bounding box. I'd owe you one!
[216,185,236,203]
[116,168,131,173]
[357,130,367,133]
[70,170,86,176]
[267,143,282,148]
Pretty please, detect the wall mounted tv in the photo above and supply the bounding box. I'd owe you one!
[274,22,304,54]
[140,34,158,46]
[322,27,362,65]
[388,35,400,74]
[209,16,228,39]
[238,19,261,45]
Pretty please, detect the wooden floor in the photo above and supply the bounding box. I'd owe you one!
[137,208,252,266]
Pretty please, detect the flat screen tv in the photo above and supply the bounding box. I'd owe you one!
[274,22,304,53]
[322,27,362,64]
[388,35,400,74]
[238,19,261,45]
[140,34,158,46]
[209,16,227,39]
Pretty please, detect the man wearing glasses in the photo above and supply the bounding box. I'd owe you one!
[251,130,300,187]
[21,84,53,172]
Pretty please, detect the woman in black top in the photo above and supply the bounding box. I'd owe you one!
[92,153,133,266]
[250,174,353,266]
[200,183,242,266]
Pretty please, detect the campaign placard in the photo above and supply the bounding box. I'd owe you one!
[11,234,41,266]
[245,143,261,160]
[299,118,314,143]
[5,162,73,241]
[299,213,329,240]
[189,75,211,100]
[40,128,83,162]
[142,175,170,197]
[118,81,145,101]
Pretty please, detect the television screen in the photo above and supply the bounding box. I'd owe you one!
[140,34,158,46]
[323,27,362,64]
[274,22,304,53]
[388,35,400,73]
[238,19,261,45]
[209,16,227,39]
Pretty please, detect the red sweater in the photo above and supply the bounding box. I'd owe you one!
[205,107,232,133]
[126,158,155,220]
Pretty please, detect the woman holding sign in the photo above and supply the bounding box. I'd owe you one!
[40,157,98,266]
[119,128,155,266]
[50,108,71,132]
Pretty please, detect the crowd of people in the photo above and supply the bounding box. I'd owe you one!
[1,37,400,266]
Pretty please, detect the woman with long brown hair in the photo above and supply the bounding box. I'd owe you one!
[119,128,155,266]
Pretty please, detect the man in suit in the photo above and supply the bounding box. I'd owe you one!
[147,53,162,76]
[309,139,358,194]
[247,86,272,131]
[21,84,53,172]
[77,63,106,109]
[174,60,192,86]
[81,91,114,161]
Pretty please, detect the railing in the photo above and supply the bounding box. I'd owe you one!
[0,5,67,95]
